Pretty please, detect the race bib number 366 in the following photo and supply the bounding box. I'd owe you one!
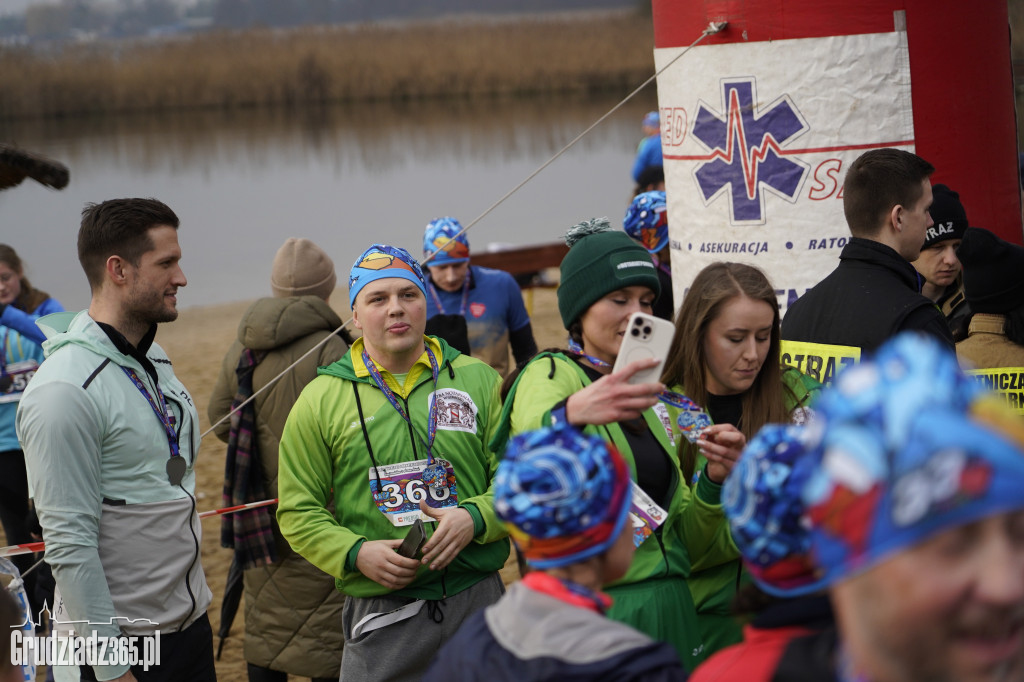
[369,458,459,526]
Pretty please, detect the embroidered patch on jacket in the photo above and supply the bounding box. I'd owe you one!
[431,388,479,432]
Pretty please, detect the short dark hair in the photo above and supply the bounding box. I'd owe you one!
[634,165,665,195]
[843,149,934,237]
[78,198,180,291]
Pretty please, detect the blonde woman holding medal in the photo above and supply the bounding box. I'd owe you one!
[660,261,822,660]
[491,220,738,673]
[276,244,510,682]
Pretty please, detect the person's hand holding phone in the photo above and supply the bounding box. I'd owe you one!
[355,539,420,590]
[566,358,664,426]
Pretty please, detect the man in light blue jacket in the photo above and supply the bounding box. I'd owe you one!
[17,198,215,682]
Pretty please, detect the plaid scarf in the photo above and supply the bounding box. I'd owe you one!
[221,348,277,569]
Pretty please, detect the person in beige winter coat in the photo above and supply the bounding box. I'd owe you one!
[209,238,351,682]
[954,227,1024,417]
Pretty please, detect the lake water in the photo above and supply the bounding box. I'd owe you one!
[0,93,658,312]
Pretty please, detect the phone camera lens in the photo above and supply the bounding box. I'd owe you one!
[643,326,652,335]
[631,328,640,336]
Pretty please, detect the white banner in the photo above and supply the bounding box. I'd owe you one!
[655,31,915,312]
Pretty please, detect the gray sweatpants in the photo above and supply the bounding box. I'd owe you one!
[339,572,504,682]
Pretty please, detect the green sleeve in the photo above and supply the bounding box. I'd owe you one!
[675,463,740,573]
[489,354,583,455]
[510,356,583,433]
[276,388,366,581]
[458,369,509,544]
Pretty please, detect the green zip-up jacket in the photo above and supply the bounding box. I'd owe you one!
[277,335,510,600]
[668,365,823,655]
[490,352,736,589]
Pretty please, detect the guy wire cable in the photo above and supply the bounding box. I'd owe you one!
[202,20,729,439]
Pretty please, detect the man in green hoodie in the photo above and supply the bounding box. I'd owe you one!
[276,244,510,682]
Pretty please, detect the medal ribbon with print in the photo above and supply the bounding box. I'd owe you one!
[0,329,11,392]
[361,344,448,490]
[120,366,186,486]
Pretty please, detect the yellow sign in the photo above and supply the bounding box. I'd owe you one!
[965,368,1024,415]
[780,340,861,387]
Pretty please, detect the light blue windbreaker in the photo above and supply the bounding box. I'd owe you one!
[16,311,211,680]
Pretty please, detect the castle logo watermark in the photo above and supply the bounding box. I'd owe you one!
[10,606,160,672]
[10,629,160,671]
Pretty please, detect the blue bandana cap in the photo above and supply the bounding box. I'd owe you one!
[423,217,470,266]
[348,244,426,307]
[642,111,659,128]
[494,424,632,569]
[801,333,1024,588]
[623,191,669,254]
[724,424,826,597]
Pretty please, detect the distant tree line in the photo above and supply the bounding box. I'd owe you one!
[0,0,639,43]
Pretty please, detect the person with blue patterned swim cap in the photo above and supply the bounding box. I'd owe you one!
[421,217,537,376]
[733,333,1024,682]
[623,190,674,320]
[423,424,687,681]
[277,241,512,682]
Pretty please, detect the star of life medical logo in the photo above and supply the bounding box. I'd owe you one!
[691,78,810,224]
[10,603,161,672]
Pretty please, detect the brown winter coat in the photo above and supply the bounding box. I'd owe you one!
[956,313,1024,370]
[209,295,350,677]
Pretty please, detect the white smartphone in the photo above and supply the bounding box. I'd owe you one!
[611,312,676,385]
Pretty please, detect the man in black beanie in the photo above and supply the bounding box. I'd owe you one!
[955,227,1024,413]
[911,184,970,340]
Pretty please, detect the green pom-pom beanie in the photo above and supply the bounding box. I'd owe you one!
[558,219,661,328]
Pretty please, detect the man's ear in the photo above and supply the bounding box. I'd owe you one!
[351,304,363,331]
[105,255,129,285]
[888,203,903,233]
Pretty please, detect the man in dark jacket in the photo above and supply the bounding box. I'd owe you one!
[781,149,954,386]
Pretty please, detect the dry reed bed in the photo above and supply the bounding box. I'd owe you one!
[0,12,656,119]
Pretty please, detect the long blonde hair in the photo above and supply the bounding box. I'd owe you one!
[661,262,793,481]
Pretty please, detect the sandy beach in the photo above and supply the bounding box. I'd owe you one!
[156,286,567,682]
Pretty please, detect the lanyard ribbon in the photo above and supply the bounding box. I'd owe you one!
[0,329,8,386]
[427,274,470,317]
[361,343,442,465]
[567,338,700,411]
[120,366,180,459]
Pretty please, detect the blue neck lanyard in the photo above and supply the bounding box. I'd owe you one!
[361,343,442,465]
[120,365,186,485]
[0,328,8,375]
[427,273,470,316]
[836,643,871,682]
[559,578,609,614]
[567,337,611,369]
[0,329,10,390]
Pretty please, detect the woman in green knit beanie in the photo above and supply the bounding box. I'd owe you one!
[492,219,738,671]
